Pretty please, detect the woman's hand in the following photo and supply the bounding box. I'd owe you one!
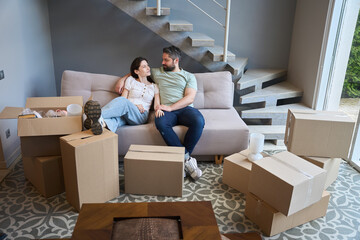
[155,109,164,118]
[136,104,145,113]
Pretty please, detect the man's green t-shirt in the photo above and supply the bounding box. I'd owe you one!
[151,67,197,107]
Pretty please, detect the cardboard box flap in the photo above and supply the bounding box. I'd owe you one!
[129,144,185,154]
[25,96,83,109]
[125,151,184,162]
[60,129,114,147]
[0,107,24,119]
[254,151,326,185]
[292,110,354,123]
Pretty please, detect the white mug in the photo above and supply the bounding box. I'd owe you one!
[67,104,82,116]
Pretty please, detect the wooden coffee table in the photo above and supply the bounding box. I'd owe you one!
[71,201,222,240]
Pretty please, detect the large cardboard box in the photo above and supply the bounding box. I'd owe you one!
[302,156,342,189]
[248,151,326,216]
[245,191,330,236]
[285,109,355,158]
[223,149,268,195]
[22,156,65,198]
[60,129,119,211]
[124,144,184,197]
[0,96,83,137]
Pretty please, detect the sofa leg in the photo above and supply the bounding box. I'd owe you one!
[214,155,224,164]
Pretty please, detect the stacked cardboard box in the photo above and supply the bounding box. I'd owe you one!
[223,109,355,236]
[0,96,83,197]
[222,149,268,195]
[285,109,355,189]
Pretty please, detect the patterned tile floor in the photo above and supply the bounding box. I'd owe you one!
[1,151,360,240]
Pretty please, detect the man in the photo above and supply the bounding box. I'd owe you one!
[116,46,205,181]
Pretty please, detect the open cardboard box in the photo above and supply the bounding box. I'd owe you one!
[0,96,83,136]
[285,109,355,159]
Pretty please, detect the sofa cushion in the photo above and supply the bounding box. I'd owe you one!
[116,108,249,155]
[61,70,119,107]
[193,71,233,109]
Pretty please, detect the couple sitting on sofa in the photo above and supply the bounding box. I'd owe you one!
[84,46,205,181]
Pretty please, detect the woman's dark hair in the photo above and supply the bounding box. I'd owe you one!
[130,57,154,83]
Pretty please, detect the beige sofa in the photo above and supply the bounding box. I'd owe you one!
[61,70,249,163]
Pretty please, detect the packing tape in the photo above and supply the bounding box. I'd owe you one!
[271,155,314,208]
[129,149,183,155]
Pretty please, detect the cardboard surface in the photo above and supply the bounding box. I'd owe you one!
[0,96,83,137]
[60,129,119,211]
[285,109,355,158]
[124,144,184,197]
[248,151,326,216]
[21,135,64,157]
[223,149,268,195]
[22,156,64,198]
[302,156,342,189]
[245,191,330,236]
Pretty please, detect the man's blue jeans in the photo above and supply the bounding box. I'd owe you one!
[155,106,205,155]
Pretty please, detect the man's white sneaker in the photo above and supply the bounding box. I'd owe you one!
[184,157,202,181]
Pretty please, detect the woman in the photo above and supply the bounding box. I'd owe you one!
[84,57,164,135]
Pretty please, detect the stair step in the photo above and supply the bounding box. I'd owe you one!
[248,125,286,140]
[207,46,236,62]
[226,57,248,77]
[146,7,170,16]
[188,33,214,47]
[240,81,303,107]
[241,103,311,125]
[237,69,287,91]
[169,20,193,32]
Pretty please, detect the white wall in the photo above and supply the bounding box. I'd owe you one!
[287,0,332,107]
[0,0,56,166]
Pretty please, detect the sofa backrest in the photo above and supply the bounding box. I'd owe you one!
[61,70,234,109]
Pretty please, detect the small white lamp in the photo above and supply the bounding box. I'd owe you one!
[248,133,265,162]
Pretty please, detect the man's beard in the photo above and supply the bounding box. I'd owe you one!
[163,64,175,72]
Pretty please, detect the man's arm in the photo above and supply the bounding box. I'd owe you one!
[115,73,131,94]
[159,87,196,112]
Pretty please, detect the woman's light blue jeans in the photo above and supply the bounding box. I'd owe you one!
[101,97,149,132]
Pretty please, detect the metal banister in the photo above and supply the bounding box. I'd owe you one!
[155,0,232,62]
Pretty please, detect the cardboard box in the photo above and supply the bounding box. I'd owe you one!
[302,156,342,189]
[223,149,268,195]
[21,135,64,157]
[245,191,330,236]
[124,144,184,197]
[248,151,326,216]
[285,109,355,159]
[22,156,65,198]
[0,96,83,137]
[60,129,119,211]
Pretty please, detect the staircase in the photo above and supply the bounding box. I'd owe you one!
[109,0,313,143]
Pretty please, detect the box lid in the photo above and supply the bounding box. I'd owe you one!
[60,129,116,147]
[0,107,24,119]
[291,110,354,123]
[125,144,185,163]
[254,151,326,186]
[25,96,83,109]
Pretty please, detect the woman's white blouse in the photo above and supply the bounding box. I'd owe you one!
[124,76,159,111]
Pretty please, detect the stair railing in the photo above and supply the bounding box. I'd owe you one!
[155,0,232,62]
